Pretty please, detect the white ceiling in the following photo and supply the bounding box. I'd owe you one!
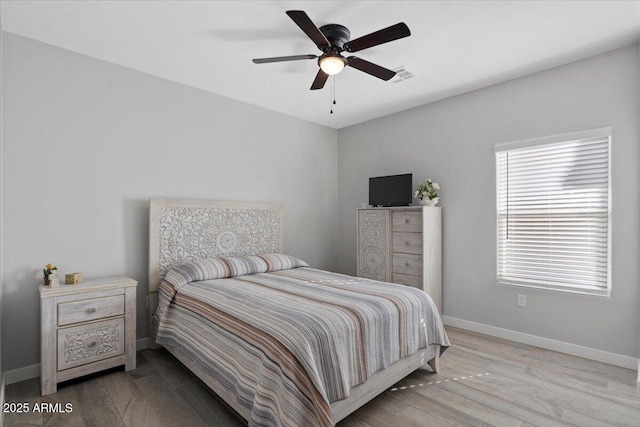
[2,1,640,129]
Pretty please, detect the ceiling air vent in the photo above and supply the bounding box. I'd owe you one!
[392,67,415,83]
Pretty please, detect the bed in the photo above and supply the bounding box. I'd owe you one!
[148,198,449,426]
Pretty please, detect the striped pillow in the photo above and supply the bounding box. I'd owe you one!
[223,255,269,277]
[259,253,309,272]
[164,254,309,290]
[164,257,231,290]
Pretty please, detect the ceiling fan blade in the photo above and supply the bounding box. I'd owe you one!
[252,54,318,64]
[347,56,396,81]
[310,69,329,90]
[286,10,330,49]
[345,22,411,53]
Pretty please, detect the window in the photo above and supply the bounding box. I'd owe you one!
[495,128,611,296]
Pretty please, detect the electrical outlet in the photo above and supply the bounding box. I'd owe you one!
[517,294,526,307]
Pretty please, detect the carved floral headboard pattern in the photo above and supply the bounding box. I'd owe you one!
[149,199,284,295]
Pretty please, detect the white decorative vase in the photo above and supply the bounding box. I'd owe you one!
[420,198,439,207]
[49,271,60,287]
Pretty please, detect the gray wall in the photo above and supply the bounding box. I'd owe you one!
[338,45,640,358]
[1,33,338,372]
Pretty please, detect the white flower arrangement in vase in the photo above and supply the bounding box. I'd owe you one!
[414,179,440,206]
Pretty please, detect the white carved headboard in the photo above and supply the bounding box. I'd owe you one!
[148,198,284,332]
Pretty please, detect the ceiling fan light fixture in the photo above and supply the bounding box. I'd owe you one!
[319,54,346,75]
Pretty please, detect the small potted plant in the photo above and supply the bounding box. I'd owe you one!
[43,263,57,286]
[414,179,440,206]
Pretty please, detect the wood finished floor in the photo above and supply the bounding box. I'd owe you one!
[4,327,640,427]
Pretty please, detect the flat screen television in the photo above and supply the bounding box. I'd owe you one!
[369,173,413,207]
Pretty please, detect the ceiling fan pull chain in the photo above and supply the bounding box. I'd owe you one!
[330,75,335,114]
[333,75,337,105]
[329,75,337,114]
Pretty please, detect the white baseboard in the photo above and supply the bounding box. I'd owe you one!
[4,363,39,386]
[442,315,638,370]
[637,360,640,393]
[4,338,150,386]
[136,337,149,351]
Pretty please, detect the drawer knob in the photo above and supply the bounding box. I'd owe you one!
[88,307,98,314]
[405,240,410,246]
[86,339,98,349]
[405,219,410,224]
[405,262,410,267]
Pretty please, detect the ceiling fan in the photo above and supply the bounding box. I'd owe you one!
[252,10,411,90]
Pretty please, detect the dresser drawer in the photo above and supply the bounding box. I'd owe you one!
[392,232,423,254]
[392,273,423,289]
[58,295,124,326]
[392,211,422,232]
[393,253,423,276]
[57,317,125,371]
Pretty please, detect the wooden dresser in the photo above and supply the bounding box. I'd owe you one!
[357,206,442,312]
[39,276,137,395]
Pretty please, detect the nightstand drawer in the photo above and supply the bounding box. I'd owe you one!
[58,295,124,326]
[57,317,125,371]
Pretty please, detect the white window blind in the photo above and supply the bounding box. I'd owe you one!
[495,128,611,295]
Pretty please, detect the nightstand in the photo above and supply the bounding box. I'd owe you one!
[39,276,137,396]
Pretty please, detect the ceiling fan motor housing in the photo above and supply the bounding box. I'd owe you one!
[319,24,351,51]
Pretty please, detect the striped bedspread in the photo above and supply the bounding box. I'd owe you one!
[153,255,449,427]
